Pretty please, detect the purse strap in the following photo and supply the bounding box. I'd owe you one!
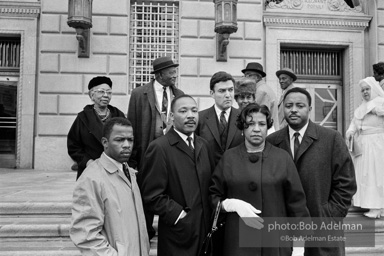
[211,201,221,233]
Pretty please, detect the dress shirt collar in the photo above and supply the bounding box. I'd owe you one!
[174,128,195,147]
[214,104,231,122]
[288,121,309,142]
[103,152,123,173]
[154,79,169,91]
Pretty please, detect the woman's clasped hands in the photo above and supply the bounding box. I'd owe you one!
[222,198,264,229]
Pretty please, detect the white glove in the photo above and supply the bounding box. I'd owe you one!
[222,198,264,229]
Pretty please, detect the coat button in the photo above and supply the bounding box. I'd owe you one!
[248,182,257,191]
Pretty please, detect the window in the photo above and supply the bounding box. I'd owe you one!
[0,37,20,73]
[129,1,179,90]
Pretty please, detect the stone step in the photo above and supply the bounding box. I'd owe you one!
[0,202,71,215]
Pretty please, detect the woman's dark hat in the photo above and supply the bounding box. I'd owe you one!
[276,68,297,82]
[88,76,112,90]
[151,56,179,74]
[241,62,266,77]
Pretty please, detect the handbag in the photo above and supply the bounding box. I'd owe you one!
[199,201,223,256]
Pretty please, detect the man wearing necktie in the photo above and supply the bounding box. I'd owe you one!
[141,95,214,256]
[128,56,184,239]
[196,71,243,165]
[267,87,356,256]
[70,117,149,256]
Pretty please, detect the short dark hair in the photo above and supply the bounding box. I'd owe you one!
[236,103,273,130]
[102,117,132,139]
[283,87,312,106]
[170,94,196,112]
[373,62,384,75]
[210,71,235,91]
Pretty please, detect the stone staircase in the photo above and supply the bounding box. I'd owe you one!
[0,202,158,256]
[1,202,383,255]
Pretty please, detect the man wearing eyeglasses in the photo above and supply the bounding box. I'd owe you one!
[242,62,279,133]
[127,56,184,240]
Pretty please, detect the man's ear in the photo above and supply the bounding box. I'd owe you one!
[170,112,174,122]
[101,137,108,149]
[210,90,214,98]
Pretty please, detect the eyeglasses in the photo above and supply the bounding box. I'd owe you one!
[93,89,112,96]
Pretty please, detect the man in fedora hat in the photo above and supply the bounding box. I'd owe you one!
[127,56,184,239]
[242,62,279,132]
[276,67,297,129]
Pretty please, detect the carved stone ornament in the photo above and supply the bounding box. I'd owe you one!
[327,0,362,13]
[0,2,40,18]
[267,0,304,10]
[266,0,364,14]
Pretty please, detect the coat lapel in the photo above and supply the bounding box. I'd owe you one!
[99,153,132,188]
[205,106,221,147]
[275,126,293,157]
[225,107,238,149]
[144,80,159,115]
[82,106,104,141]
[295,121,317,163]
[168,128,195,161]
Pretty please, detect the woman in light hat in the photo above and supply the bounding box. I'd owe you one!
[67,76,126,179]
[346,77,384,218]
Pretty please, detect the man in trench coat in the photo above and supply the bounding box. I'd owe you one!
[267,87,356,256]
[141,95,214,256]
[70,117,149,256]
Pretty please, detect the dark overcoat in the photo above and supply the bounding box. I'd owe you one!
[67,104,125,179]
[127,80,184,169]
[267,120,357,256]
[196,106,243,165]
[210,142,310,256]
[140,128,214,256]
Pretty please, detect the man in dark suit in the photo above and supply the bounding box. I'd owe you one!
[127,56,184,239]
[127,56,184,170]
[141,95,214,256]
[267,87,356,256]
[196,71,243,165]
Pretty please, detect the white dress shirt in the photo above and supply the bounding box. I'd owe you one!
[288,121,309,159]
[214,104,231,123]
[154,80,171,117]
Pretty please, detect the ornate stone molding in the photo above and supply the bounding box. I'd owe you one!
[0,2,40,18]
[264,13,371,31]
[267,0,364,14]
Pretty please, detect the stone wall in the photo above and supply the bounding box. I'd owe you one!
[34,0,264,170]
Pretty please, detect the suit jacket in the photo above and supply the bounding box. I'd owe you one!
[196,106,243,165]
[127,80,184,170]
[267,121,356,256]
[67,104,126,179]
[140,128,214,256]
[70,153,149,256]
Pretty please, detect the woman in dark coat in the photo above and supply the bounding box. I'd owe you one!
[210,103,310,256]
[67,76,125,179]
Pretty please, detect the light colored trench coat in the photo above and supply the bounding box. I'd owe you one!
[70,153,149,256]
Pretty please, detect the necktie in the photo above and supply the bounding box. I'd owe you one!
[187,136,194,154]
[219,111,228,149]
[122,163,131,183]
[293,132,300,162]
[162,86,168,129]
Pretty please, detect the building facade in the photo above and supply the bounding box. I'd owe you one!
[0,0,383,170]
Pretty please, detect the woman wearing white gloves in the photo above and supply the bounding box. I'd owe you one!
[209,103,310,256]
[346,77,384,218]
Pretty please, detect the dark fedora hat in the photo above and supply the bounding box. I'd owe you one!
[276,68,297,81]
[150,56,179,74]
[241,62,266,77]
